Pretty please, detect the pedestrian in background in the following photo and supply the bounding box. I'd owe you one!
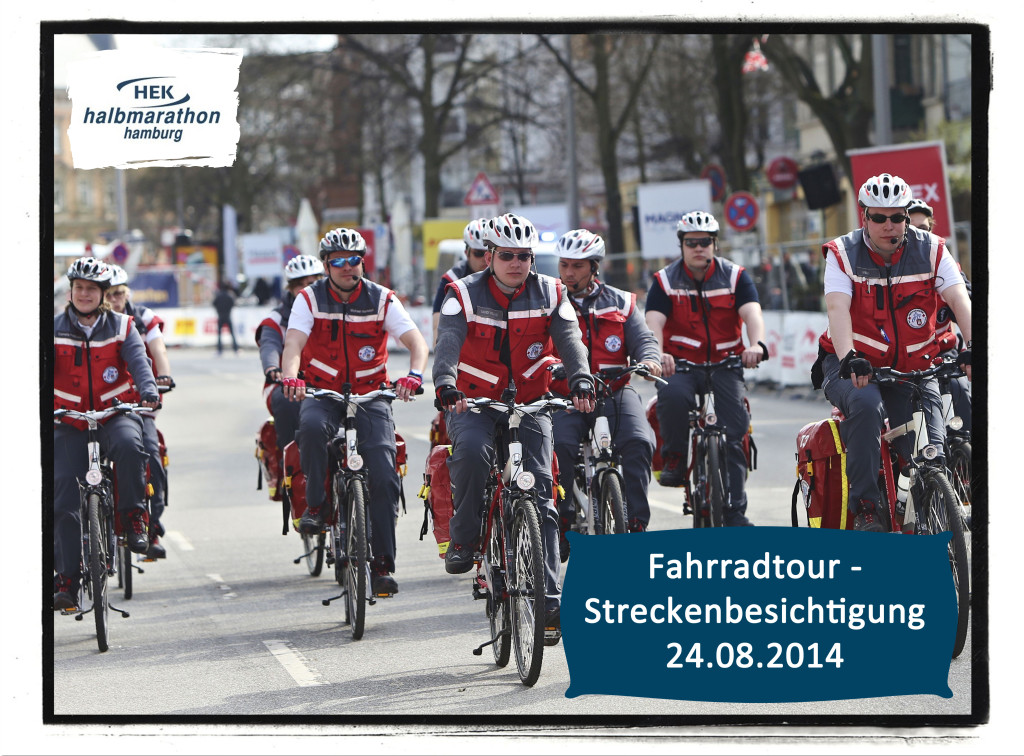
[213,281,240,355]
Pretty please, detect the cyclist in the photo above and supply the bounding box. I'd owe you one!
[255,255,325,462]
[280,229,429,595]
[53,258,159,609]
[906,199,972,432]
[811,173,972,531]
[432,212,595,640]
[644,210,767,527]
[549,229,662,543]
[431,218,490,345]
[104,265,174,559]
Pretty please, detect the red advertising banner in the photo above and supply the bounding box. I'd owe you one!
[847,141,955,241]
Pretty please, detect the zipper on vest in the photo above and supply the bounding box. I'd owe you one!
[84,335,95,409]
[885,265,900,368]
[341,302,350,384]
[697,282,713,362]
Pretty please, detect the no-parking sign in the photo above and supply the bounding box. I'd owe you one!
[724,191,760,232]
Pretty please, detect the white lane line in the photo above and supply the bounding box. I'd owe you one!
[206,573,238,600]
[263,640,327,687]
[166,530,194,551]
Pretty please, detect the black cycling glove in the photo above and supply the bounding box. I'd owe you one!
[569,375,596,403]
[956,349,971,368]
[435,384,466,411]
[839,350,872,379]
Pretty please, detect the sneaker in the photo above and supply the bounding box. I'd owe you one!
[543,606,562,646]
[445,542,474,575]
[659,453,685,487]
[53,574,80,611]
[854,504,885,532]
[299,507,324,535]
[124,509,150,554]
[627,518,648,533]
[371,559,398,596]
[146,535,167,560]
[723,508,754,527]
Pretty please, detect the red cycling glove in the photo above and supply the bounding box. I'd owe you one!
[396,372,423,392]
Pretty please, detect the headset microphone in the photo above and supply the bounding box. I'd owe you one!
[891,238,899,244]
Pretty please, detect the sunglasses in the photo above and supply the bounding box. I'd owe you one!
[866,212,908,224]
[327,255,364,268]
[682,237,715,249]
[469,249,487,258]
[495,251,534,263]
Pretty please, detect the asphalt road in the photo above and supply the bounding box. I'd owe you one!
[49,347,974,724]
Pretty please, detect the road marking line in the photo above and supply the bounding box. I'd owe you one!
[167,530,194,551]
[263,640,327,687]
[206,573,237,600]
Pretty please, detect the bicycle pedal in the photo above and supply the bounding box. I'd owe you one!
[543,627,562,647]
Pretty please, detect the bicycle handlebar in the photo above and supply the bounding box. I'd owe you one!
[873,360,965,386]
[54,402,153,425]
[674,354,744,372]
[303,382,425,403]
[466,395,573,416]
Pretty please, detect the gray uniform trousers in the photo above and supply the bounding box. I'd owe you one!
[53,414,147,578]
[446,407,562,613]
[820,352,945,513]
[297,395,400,571]
[269,384,302,452]
[140,414,166,527]
[655,365,750,513]
[553,386,655,527]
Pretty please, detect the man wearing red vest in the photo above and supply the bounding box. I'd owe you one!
[432,213,595,642]
[280,229,429,595]
[550,229,662,541]
[645,210,767,527]
[53,258,159,610]
[813,173,972,531]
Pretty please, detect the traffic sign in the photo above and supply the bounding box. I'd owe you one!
[766,156,799,190]
[701,163,727,202]
[464,172,500,206]
[111,242,129,264]
[724,191,760,232]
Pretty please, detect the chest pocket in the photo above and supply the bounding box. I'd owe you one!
[508,316,551,364]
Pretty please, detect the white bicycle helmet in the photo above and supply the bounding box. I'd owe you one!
[858,173,912,208]
[285,254,325,281]
[483,213,538,248]
[67,257,113,289]
[463,218,489,250]
[555,229,606,261]
[906,198,934,217]
[108,264,129,287]
[677,211,720,235]
[319,228,367,258]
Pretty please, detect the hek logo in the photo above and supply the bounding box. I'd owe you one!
[116,76,191,108]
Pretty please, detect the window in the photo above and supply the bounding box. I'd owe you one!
[77,176,93,208]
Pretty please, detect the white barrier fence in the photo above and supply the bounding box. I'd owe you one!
[158,304,827,389]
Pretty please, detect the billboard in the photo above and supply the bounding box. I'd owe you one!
[847,141,956,251]
[422,219,470,271]
[637,180,713,260]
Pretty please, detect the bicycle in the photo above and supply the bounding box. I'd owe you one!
[871,360,971,658]
[462,384,572,687]
[671,354,749,529]
[556,363,667,539]
[53,402,149,652]
[937,364,972,520]
[305,382,421,640]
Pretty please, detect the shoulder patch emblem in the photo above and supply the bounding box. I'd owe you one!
[441,297,463,316]
[557,300,575,320]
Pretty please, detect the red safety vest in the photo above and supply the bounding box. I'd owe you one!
[449,271,563,402]
[655,257,745,363]
[818,227,945,371]
[298,278,391,394]
[552,280,634,394]
[54,310,139,427]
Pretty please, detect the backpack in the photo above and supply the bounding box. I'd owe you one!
[792,415,853,529]
[255,417,284,502]
[418,444,454,558]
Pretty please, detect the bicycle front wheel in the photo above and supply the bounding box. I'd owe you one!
[691,440,709,529]
[484,493,511,668]
[117,538,133,601]
[920,469,970,659]
[597,472,627,535]
[509,495,545,686]
[87,493,110,652]
[948,439,972,517]
[344,479,368,640]
[706,438,726,528]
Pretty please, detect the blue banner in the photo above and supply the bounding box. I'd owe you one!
[563,527,956,702]
[129,271,178,308]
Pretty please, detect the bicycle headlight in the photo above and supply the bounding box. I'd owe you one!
[922,444,938,461]
[85,470,103,486]
[705,412,718,426]
[949,416,964,431]
[347,453,364,471]
[517,471,536,490]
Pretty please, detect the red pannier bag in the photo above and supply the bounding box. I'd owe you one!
[418,444,454,558]
[792,415,852,529]
[429,411,450,448]
[255,417,284,502]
